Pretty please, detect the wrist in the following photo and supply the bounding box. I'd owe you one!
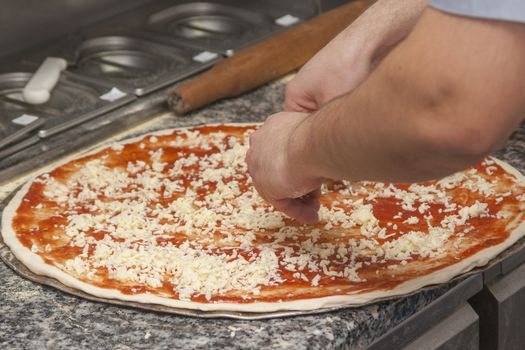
[286,114,324,184]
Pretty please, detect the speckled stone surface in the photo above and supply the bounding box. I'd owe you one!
[1,78,524,350]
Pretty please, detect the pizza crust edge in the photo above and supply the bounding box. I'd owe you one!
[2,125,524,312]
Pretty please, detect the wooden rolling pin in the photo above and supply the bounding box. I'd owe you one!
[167,0,375,115]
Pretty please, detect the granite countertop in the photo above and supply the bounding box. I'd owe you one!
[1,78,524,350]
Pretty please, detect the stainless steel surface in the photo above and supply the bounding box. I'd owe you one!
[151,3,268,37]
[28,35,221,97]
[77,36,207,95]
[500,239,525,275]
[0,70,135,139]
[147,2,274,50]
[0,122,42,151]
[83,0,318,55]
[483,229,525,283]
[144,0,316,54]
[482,259,502,283]
[402,303,479,350]
[369,275,482,350]
[0,86,168,183]
[315,0,354,12]
[0,73,46,149]
[0,136,40,160]
[0,0,154,60]
[166,14,253,38]
[0,0,321,161]
[470,262,525,350]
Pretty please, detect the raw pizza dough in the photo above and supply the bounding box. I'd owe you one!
[2,123,525,312]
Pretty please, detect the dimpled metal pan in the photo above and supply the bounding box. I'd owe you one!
[0,70,135,139]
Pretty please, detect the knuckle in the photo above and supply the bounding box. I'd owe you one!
[266,113,280,122]
[284,84,295,98]
[245,148,253,164]
[265,114,275,122]
[245,153,259,175]
[249,132,258,144]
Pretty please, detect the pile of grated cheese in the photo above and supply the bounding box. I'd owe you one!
[27,127,517,301]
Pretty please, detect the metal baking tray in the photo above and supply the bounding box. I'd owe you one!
[0,135,40,160]
[76,36,214,95]
[26,34,221,97]
[83,0,317,55]
[146,1,283,54]
[0,88,168,185]
[146,0,318,54]
[0,115,43,152]
[0,70,135,139]
[0,73,46,150]
[1,186,524,320]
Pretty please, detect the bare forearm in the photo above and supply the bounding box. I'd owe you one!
[289,70,465,183]
[290,86,468,183]
[344,0,427,59]
[285,0,427,112]
[289,9,525,183]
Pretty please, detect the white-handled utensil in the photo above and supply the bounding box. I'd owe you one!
[22,57,67,105]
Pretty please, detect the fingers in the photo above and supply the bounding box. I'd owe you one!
[271,194,320,224]
[307,188,322,207]
[245,111,323,224]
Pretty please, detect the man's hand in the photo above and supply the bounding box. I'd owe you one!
[284,35,371,113]
[285,0,426,113]
[248,8,525,224]
[246,112,323,224]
